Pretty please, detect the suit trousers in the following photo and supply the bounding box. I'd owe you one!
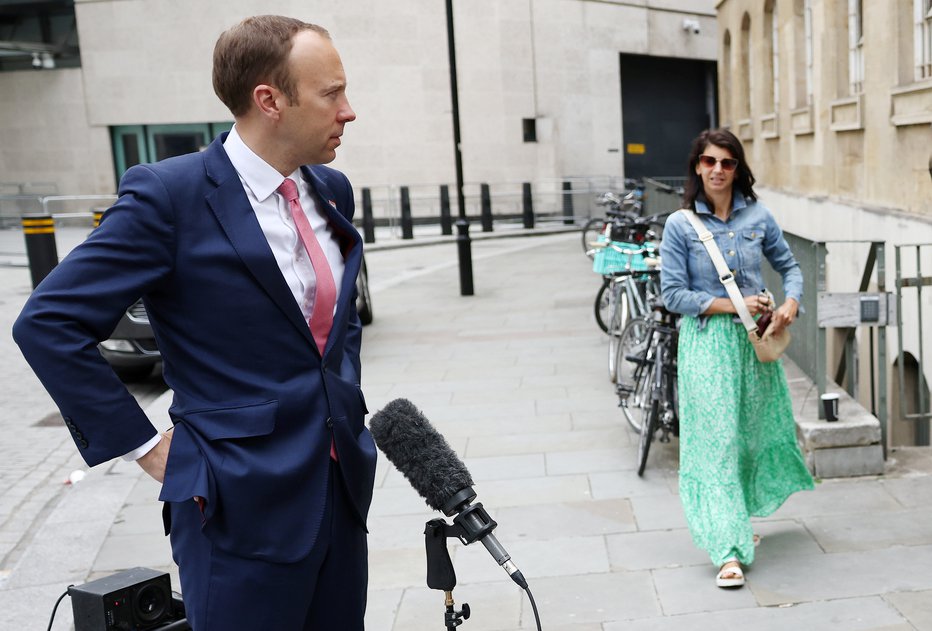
[168,462,368,630]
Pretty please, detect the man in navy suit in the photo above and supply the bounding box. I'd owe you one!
[13,15,376,630]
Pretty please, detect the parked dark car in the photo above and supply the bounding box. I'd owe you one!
[98,299,161,382]
[100,255,374,381]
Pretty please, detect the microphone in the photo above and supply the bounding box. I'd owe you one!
[369,398,527,588]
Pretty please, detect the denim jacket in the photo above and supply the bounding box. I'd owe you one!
[659,193,803,326]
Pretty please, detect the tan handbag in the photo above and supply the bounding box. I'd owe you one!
[679,210,790,363]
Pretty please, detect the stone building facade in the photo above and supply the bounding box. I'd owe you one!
[0,0,717,197]
[716,0,932,445]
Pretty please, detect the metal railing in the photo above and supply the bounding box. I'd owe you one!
[642,177,686,217]
[353,176,631,239]
[763,236,892,451]
[895,243,932,444]
[762,233,823,390]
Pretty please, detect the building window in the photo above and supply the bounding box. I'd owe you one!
[848,0,864,93]
[764,0,779,109]
[522,118,537,143]
[0,1,80,72]
[794,0,814,107]
[919,0,932,79]
[722,30,732,124]
[739,13,752,120]
[111,122,233,181]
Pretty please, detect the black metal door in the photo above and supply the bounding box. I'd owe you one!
[620,54,717,180]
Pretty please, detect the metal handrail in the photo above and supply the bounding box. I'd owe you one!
[40,195,117,214]
[895,244,931,438]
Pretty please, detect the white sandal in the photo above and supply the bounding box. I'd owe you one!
[716,559,745,588]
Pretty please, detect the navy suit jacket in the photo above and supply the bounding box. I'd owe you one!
[13,134,377,563]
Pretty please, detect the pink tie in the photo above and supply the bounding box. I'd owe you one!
[277,178,337,356]
[278,178,339,461]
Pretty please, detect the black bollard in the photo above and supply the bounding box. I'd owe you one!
[400,186,414,240]
[562,181,574,225]
[361,187,376,244]
[22,214,58,289]
[522,182,535,229]
[456,219,474,295]
[439,185,453,236]
[480,183,493,232]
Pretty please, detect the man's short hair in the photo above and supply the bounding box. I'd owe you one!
[213,15,330,117]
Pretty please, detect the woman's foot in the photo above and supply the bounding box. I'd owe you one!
[753,534,761,547]
[716,559,745,588]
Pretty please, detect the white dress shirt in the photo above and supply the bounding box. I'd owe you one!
[223,125,345,317]
[125,126,346,461]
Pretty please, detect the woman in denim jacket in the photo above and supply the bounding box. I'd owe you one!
[660,128,814,588]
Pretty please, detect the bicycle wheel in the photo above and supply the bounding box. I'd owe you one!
[581,218,606,255]
[594,280,611,333]
[637,398,658,477]
[617,318,651,431]
[607,286,629,382]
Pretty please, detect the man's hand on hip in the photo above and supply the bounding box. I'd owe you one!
[137,427,173,483]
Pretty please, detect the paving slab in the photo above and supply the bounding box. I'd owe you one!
[748,545,932,606]
[653,563,759,615]
[393,580,524,631]
[880,474,932,508]
[493,499,637,539]
[511,571,661,627]
[607,528,714,571]
[604,596,911,630]
[545,447,638,475]
[452,534,611,584]
[629,491,691,532]
[804,506,932,552]
[885,590,932,630]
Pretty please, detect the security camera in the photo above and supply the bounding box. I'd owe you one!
[682,18,701,35]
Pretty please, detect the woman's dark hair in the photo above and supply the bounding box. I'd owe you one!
[682,128,757,210]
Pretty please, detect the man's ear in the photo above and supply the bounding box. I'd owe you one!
[253,84,283,120]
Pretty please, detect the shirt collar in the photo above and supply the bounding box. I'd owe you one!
[695,191,749,216]
[223,125,298,203]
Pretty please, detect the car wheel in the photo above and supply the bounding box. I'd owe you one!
[112,364,155,383]
[356,256,373,325]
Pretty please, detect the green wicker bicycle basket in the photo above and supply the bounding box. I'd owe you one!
[592,236,656,275]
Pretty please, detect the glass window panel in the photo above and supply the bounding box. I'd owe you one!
[152,132,205,161]
[121,134,141,169]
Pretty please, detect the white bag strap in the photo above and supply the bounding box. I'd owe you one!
[678,209,757,333]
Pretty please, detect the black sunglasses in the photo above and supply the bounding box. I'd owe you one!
[698,155,739,171]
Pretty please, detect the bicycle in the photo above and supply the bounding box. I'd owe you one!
[615,301,679,476]
[589,214,661,335]
[581,188,644,256]
[589,244,660,382]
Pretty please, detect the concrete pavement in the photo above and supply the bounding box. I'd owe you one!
[1,228,931,630]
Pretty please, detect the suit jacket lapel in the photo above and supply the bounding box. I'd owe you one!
[203,138,316,349]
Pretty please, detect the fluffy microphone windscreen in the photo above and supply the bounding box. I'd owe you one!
[368,398,474,511]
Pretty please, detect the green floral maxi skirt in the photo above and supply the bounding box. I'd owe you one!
[677,314,814,566]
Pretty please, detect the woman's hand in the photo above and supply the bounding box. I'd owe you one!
[742,293,772,317]
[770,298,799,334]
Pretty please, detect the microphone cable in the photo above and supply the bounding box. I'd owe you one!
[523,583,543,631]
[47,586,73,631]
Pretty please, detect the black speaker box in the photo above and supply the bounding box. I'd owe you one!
[70,567,177,631]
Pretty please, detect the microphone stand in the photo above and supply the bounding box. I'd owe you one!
[423,489,526,629]
[424,519,471,629]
